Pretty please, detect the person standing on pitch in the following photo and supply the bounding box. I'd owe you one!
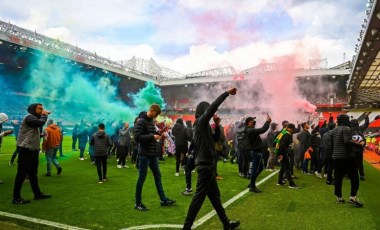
[12,103,51,204]
[134,104,176,211]
[183,88,240,230]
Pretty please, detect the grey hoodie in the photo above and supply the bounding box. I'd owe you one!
[17,103,48,151]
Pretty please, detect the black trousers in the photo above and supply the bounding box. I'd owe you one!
[278,154,295,185]
[117,146,129,166]
[185,156,196,189]
[334,158,359,198]
[183,165,229,229]
[288,149,295,175]
[13,147,42,199]
[95,155,108,180]
[325,157,334,181]
[72,136,77,150]
[176,145,188,173]
[354,153,364,177]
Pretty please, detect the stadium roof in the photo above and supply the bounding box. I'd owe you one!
[348,0,380,108]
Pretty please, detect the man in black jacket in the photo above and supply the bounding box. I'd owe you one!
[241,115,271,193]
[172,118,191,176]
[332,114,363,207]
[183,88,240,230]
[134,104,176,211]
[276,123,300,189]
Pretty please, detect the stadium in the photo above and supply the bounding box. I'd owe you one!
[0,1,380,230]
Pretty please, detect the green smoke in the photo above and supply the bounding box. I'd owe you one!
[131,81,166,111]
[19,51,164,124]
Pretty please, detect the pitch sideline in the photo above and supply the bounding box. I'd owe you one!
[0,211,90,230]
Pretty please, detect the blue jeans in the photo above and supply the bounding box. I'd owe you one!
[45,147,60,174]
[135,155,167,204]
[249,151,264,188]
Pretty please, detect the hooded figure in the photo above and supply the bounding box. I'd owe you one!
[183,89,240,230]
[13,103,51,204]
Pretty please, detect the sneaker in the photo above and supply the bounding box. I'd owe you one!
[291,175,298,179]
[216,176,224,180]
[79,157,84,161]
[348,196,363,207]
[224,220,240,230]
[34,194,52,200]
[288,184,301,189]
[249,187,262,193]
[323,174,328,178]
[12,198,31,204]
[135,203,148,211]
[98,180,103,184]
[103,177,108,182]
[360,176,365,181]
[160,198,176,206]
[336,197,345,204]
[326,180,334,185]
[277,181,286,186]
[9,161,13,166]
[175,172,179,176]
[315,172,323,178]
[117,165,122,169]
[122,165,129,168]
[266,168,275,172]
[57,167,62,175]
[181,189,193,196]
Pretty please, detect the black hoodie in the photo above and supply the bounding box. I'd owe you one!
[134,111,158,156]
[172,118,191,148]
[194,92,229,166]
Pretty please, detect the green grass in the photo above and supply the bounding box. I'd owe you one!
[0,136,379,230]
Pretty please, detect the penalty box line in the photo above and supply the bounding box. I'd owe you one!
[124,170,279,230]
[0,211,90,230]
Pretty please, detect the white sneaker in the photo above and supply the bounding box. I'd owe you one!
[175,173,179,176]
[79,158,84,161]
[315,172,323,178]
[117,165,122,169]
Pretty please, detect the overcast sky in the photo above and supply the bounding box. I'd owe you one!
[0,0,367,74]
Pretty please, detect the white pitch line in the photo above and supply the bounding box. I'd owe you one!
[0,211,90,230]
[124,170,279,230]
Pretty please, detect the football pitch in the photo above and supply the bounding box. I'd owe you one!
[0,136,379,230]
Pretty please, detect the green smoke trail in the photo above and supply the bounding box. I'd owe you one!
[18,51,164,124]
[130,81,166,111]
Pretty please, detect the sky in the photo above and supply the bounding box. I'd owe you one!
[0,0,367,75]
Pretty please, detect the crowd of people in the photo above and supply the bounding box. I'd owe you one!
[0,88,375,229]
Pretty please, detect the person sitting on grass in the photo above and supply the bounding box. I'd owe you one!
[90,123,112,184]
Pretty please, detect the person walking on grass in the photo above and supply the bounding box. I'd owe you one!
[42,119,63,177]
[332,114,363,207]
[134,104,176,211]
[117,122,131,168]
[183,88,240,230]
[12,103,51,204]
[275,123,300,189]
[90,123,112,184]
